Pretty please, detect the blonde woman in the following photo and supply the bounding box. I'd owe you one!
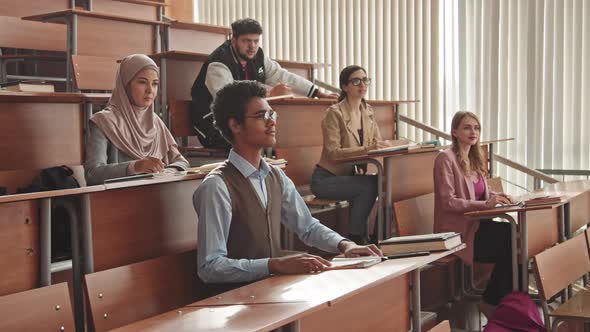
[433,111,512,317]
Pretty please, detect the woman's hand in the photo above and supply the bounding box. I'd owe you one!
[369,140,391,150]
[134,156,165,174]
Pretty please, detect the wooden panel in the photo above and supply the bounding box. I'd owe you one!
[90,179,200,271]
[93,0,158,21]
[394,192,435,236]
[164,58,205,100]
[300,274,410,332]
[388,151,438,202]
[0,16,66,51]
[85,251,201,332]
[169,100,192,137]
[0,200,40,296]
[429,320,450,332]
[570,190,590,233]
[275,62,310,80]
[0,283,74,331]
[533,233,590,300]
[0,103,83,171]
[169,27,228,54]
[0,0,69,17]
[78,16,154,57]
[275,146,322,187]
[72,55,118,91]
[526,207,560,258]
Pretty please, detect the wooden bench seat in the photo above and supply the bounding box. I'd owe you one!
[0,282,75,331]
[85,250,202,331]
[165,21,230,54]
[533,230,590,330]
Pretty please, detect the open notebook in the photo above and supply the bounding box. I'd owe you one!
[328,256,382,270]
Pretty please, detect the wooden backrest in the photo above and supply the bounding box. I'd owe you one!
[0,200,40,296]
[533,233,590,300]
[0,101,84,171]
[0,283,74,331]
[0,16,67,52]
[487,176,504,193]
[75,14,158,58]
[387,151,438,202]
[275,146,323,186]
[92,0,158,21]
[72,55,118,91]
[85,250,202,332]
[168,21,230,54]
[89,179,199,271]
[169,100,193,137]
[429,320,450,332]
[393,192,435,236]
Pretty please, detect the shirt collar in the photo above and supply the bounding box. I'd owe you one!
[228,149,271,179]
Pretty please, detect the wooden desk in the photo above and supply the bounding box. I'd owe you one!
[535,180,590,237]
[24,9,169,91]
[334,148,439,240]
[193,245,465,332]
[465,204,560,292]
[112,303,324,332]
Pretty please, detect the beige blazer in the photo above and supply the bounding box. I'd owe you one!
[317,99,382,176]
[433,148,490,265]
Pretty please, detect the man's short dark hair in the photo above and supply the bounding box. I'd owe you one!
[231,18,263,38]
[212,81,267,143]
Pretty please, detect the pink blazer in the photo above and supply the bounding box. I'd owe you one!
[433,149,490,264]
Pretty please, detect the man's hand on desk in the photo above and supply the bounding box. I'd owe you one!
[268,253,331,274]
[338,240,383,258]
[269,83,293,97]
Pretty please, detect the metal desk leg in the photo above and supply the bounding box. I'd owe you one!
[411,269,421,332]
[282,319,301,332]
[384,156,395,238]
[558,205,566,242]
[40,198,52,286]
[364,159,384,241]
[564,202,571,239]
[518,212,528,292]
[81,193,94,274]
[161,57,168,126]
[59,199,84,332]
[501,214,519,291]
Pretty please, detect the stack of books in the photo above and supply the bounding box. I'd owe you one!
[378,232,462,255]
[520,194,562,207]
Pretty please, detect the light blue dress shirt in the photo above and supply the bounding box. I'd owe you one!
[193,149,346,283]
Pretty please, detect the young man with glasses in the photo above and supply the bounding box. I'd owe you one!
[193,81,381,294]
[190,18,337,150]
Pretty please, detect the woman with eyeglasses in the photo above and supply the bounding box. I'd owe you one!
[310,65,391,244]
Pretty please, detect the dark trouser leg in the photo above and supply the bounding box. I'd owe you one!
[474,220,514,305]
[310,167,378,237]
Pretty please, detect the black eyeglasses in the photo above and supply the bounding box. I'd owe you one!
[348,77,372,86]
[246,109,278,122]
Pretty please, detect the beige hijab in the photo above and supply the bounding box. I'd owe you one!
[90,54,177,163]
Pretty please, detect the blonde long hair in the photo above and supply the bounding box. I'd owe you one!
[451,111,487,177]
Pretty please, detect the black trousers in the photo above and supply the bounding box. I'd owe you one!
[474,220,514,305]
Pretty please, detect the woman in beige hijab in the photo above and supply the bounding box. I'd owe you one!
[85,54,188,185]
